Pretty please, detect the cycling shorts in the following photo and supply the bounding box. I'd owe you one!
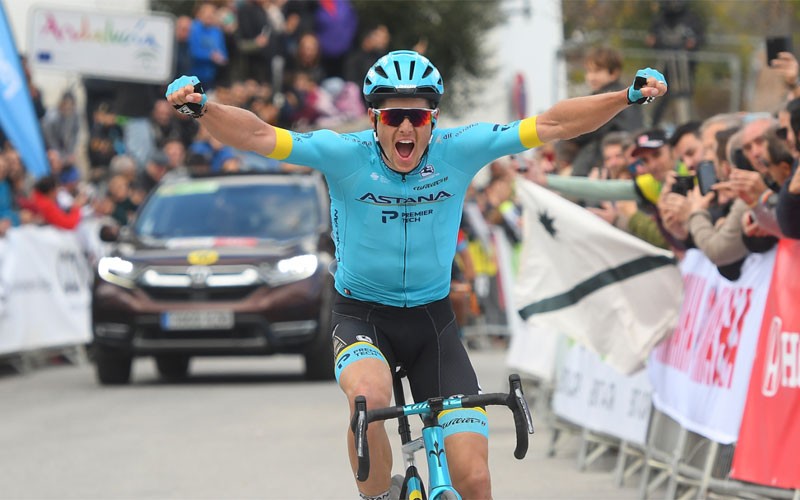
[331,292,481,406]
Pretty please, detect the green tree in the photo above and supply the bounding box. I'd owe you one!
[351,0,503,113]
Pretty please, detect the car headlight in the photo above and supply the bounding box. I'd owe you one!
[260,254,318,286]
[97,257,138,289]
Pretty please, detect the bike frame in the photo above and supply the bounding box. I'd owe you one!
[394,368,461,500]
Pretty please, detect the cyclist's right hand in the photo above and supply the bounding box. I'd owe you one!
[166,75,208,118]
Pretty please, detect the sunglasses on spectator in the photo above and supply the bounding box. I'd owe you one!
[373,108,437,127]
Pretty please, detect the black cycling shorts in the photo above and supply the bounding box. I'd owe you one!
[331,292,480,402]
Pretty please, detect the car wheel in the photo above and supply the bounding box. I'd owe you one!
[94,345,133,385]
[155,355,191,381]
[304,286,335,381]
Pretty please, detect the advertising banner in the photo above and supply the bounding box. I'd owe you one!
[648,249,775,443]
[553,341,653,445]
[28,7,174,83]
[731,240,800,489]
[0,226,91,354]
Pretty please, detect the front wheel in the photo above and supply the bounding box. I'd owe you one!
[304,283,335,381]
[94,345,133,385]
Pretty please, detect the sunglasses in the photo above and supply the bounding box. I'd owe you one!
[373,108,436,127]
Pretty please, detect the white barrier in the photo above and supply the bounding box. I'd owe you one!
[0,226,92,356]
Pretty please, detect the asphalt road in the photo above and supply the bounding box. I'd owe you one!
[0,347,644,499]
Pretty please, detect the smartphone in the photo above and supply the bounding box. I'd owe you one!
[766,36,792,63]
[733,148,754,171]
[671,175,695,196]
[696,161,718,195]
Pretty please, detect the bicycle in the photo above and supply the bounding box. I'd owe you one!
[351,366,535,500]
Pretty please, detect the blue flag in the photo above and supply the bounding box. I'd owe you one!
[0,3,49,179]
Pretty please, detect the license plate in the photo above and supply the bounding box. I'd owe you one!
[161,311,234,330]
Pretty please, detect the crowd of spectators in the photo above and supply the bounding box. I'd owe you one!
[0,0,389,239]
[488,43,800,287]
[2,1,800,321]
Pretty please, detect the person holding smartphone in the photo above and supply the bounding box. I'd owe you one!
[766,37,800,101]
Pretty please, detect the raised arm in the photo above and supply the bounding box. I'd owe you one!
[165,76,279,158]
[534,68,667,143]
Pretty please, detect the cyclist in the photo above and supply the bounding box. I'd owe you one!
[166,50,666,500]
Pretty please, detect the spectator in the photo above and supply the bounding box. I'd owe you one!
[41,91,80,170]
[188,125,240,173]
[344,24,390,84]
[669,120,703,173]
[645,0,706,126]
[174,15,194,78]
[214,0,239,87]
[102,175,139,227]
[87,101,125,182]
[236,0,278,83]
[777,156,800,238]
[286,32,326,84]
[134,151,171,195]
[566,46,643,177]
[163,139,187,171]
[150,99,198,150]
[746,131,796,238]
[314,0,358,79]
[29,175,87,230]
[189,1,229,90]
[0,155,20,235]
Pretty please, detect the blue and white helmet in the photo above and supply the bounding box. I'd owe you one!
[363,50,444,108]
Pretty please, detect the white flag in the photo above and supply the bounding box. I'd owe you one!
[513,179,683,374]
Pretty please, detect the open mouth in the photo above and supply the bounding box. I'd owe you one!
[395,140,415,160]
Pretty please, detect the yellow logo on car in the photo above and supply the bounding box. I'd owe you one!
[187,250,219,265]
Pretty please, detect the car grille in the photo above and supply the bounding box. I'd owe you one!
[140,285,259,302]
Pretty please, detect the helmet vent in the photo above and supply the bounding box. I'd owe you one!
[408,60,416,80]
[374,66,388,79]
[393,60,402,79]
[422,65,434,79]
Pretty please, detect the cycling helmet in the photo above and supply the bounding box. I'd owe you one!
[363,50,444,108]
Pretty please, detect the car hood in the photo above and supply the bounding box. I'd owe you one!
[113,236,319,266]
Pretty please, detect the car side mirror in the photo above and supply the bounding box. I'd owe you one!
[99,224,120,242]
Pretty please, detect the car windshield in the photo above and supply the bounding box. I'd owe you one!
[134,179,321,240]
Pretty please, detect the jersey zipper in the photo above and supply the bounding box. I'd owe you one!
[401,173,409,306]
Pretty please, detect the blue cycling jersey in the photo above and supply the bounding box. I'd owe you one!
[267,119,542,307]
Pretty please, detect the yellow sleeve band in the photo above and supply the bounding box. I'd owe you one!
[519,116,543,149]
[268,127,293,160]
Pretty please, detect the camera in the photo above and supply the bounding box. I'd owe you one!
[671,175,695,196]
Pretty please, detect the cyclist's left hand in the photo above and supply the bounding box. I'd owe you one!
[627,68,668,105]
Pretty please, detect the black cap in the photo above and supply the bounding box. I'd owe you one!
[631,129,668,157]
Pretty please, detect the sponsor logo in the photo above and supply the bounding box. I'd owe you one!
[413,176,448,191]
[355,334,374,344]
[332,333,347,358]
[188,249,219,265]
[761,316,800,396]
[420,164,435,177]
[187,266,212,286]
[56,250,86,294]
[381,209,433,223]
[358,191,453,206]
[492,123,514,133]
[440,417,487,428]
